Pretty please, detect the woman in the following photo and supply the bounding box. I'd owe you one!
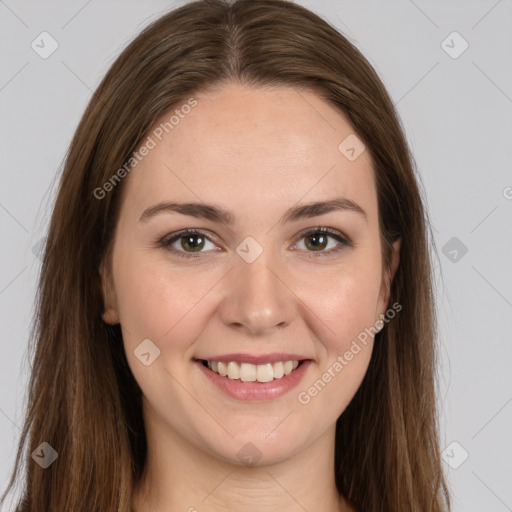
[1,0,451,510]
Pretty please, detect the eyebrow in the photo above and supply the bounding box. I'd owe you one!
[139,196,367,225]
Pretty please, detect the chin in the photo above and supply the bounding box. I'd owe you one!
[199,423,309,468]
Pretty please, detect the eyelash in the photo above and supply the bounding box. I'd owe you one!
[157,227,353,259]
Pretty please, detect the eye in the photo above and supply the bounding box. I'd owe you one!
[158,229,219,258]
[292,227,352,257]
[157,227,353,259]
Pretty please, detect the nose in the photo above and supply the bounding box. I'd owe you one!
[218,246,295,336]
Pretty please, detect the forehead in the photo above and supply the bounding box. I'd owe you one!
[121,83,377,226]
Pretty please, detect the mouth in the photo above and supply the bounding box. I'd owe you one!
[197,359,305,382]
[193,357,312,401]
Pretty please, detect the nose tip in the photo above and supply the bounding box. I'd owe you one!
[219,253,293,336]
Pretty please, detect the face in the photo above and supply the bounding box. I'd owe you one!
[100,82,400,466]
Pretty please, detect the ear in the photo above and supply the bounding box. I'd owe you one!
[99,258,120,325]
[376,237,401,323]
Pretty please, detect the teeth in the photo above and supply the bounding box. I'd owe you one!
[256,363,273,382]
[273,361,284,379]
[217,361,228,377]
[227,362,239,380]
[240,362,257,382]
[205,360,301,382]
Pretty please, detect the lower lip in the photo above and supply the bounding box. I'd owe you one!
[194,359,312,401]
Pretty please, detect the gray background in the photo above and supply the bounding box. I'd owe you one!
[1,1,511,510]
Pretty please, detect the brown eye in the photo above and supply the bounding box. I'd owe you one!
[159,229,218,258]
[159,227,352,260]
[294,227,352,257]
[303,232,329,251]
[179,233,206,252]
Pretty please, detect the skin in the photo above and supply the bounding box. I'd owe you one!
[100,82,401,512]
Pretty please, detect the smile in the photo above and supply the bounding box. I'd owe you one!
[203,359,300,382]
[194,357,312,401]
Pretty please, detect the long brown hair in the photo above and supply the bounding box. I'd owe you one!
[1,0,450,510]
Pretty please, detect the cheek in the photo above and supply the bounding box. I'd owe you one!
[296,279,378,419]
[295,263,380,408]
[114,247,382,347]
[298,344,372,426]
[113,251,221,355]
[303,262,382,348]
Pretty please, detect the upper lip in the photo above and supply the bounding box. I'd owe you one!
[195,353,312,365]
